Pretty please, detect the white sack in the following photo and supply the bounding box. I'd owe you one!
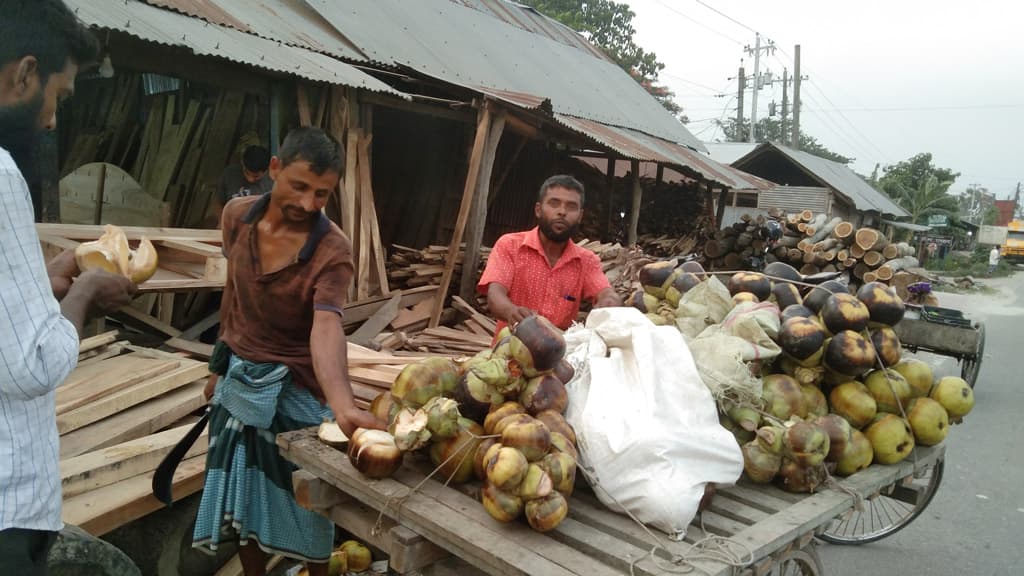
[563,307,744,540]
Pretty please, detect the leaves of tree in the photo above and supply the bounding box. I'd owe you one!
[719,117,854,165]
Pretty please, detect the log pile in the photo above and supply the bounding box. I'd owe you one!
[767,211,919,287]
[703,213,773,271]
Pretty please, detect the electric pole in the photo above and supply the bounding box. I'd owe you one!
[745,33,775,143]
[781,68,789,145]
[736,65,745,141]
[791,44,802,150]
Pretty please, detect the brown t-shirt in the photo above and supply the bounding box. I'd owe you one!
[218,194,353,399]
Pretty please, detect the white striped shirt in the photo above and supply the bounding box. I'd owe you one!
[0,146,79,531]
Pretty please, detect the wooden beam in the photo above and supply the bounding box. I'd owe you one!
[348,292,402,346]
[113,306,182,338]
[429,103,493,327]
[360,92,474,125]
[459,108,507,303]
[604,157,615,238]
[716,187,729,230]
[627,160,642,246]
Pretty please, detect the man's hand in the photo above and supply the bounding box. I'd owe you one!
[47,249,80,299]
[504,304,536,326]
[593,287,622,309]
[74,269,137,315]
[60,269,137,336]
[203,373,219,401]
[334,408,386,438]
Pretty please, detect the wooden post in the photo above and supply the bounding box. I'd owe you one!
[605,156,615,239]
[716,187,728,230]
[93,163,108,225]
[627,160,641,246]
[459,109,507,304]
[430,103,494,327]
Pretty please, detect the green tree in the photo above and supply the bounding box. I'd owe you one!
[719,117,854,164]
[891,174,959,227]
[877,153,959,199]
[520,0,685,119]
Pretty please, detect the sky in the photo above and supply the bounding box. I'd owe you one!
[623,0,1023,197]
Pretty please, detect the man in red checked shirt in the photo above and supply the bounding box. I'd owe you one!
[478,174,621,334]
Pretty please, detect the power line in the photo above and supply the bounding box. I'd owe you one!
[652,0,746,46]
[805,104,1024,112]
[802,82,891,164]
[690,0,761,36]
[659,71,728,95]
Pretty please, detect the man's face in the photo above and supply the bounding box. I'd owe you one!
[535,185,583,243]
[267,157,339,224]
[242,166,267,184]
[0,56,77,171]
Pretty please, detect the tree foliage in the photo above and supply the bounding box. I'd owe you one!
[877,153,959,199]
[519,0,685,119]
[719,117,854,165]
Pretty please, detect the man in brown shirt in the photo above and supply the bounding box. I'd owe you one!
[193,128,382,576]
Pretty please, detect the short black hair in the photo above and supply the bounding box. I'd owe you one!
[538,174,585,205]
[278,127,344,175]
[0,0,100,79]
[241,145,271,172]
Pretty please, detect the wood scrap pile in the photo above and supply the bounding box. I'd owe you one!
[766,210,919,285]
[387,244,491,307]
[59,333,210,536]
[61,73,256,229]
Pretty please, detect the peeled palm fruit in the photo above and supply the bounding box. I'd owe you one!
[74,224,158,283]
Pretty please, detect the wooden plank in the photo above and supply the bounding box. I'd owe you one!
[114,304,183,338]
[357,130,390,297]
[343,286,437,326]
[56,356,179,415]
[62,455,206,536]
[459,109,505,303]
[277,429,578,576]
[58,380,206,458]
[451,296,497,333]
[57,363,208,435]
[430,104,493,327]
[717,485,791,515]
[292,470,450,574]
[349,291,402,346]
[163,337,214,359]
[390,299,432,331]
[37,223,221,243]
[77,342,129,367]
[214,554,283,576]
[355,131,372,301]
[79,330,118,354]
[60,423,208,498]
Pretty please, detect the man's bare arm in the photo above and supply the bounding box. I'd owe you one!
[486,283,535,326]
[311,310,385,437]
[593,287,622,309]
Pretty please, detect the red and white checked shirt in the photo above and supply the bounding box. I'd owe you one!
[477,227,610,333]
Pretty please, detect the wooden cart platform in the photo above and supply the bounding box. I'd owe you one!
[278,428,944,576]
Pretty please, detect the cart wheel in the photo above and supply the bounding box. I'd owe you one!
[960,322,985,387]
[818,457,944,545]
[771,547,824,576]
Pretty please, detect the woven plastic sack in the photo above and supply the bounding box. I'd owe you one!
[563,307,743,540]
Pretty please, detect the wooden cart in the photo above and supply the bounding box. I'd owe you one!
[278,428,945,576]
[893,304,986,387]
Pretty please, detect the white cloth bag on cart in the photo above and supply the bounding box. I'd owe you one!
[563,307,743,540]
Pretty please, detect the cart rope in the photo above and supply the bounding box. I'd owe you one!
[575,464,754,576]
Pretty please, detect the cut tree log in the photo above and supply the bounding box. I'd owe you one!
[850,244,866,259]
[882,244,899,260]
[874,266,894,282]
[832,221,855,242]
[836,249,849,262]
[823,248,838,262]
[808,216,843,244]
[799,210,814,222]
[799,263,820,275]
[805,214,827,235]
[877,256,920,277]
[853,262,871,280]
[863,272,878,283]
[863,251,884,267]
[854,228,888,252]
[821,264,838,273]
[813,238,838,252]
[704,236,737,258]
[788,248,804,263]
[778,235,800,248]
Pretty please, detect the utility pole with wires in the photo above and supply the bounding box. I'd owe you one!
[780,68,789,145]
[791,44,802,150]
[736,65,745,140]
[744,33,775,143]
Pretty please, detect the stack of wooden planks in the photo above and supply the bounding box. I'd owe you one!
[766,211,919,286]
[388,244,490,304]
[59,334,210,536]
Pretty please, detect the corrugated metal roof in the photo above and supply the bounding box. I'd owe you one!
[302,0,705,152]
[703,141,759,165]
[736,143,909,218]
[883,219,931,232]
[554,114,773,191]
[67,0,404,96]
[142,0,366,62]
[452,0,610,60]
[757,186,831,215]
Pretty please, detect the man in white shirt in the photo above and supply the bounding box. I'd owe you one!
[988,246,1000,276]
[0,1,137,572]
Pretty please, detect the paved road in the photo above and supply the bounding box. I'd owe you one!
[818,273,1024,576]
